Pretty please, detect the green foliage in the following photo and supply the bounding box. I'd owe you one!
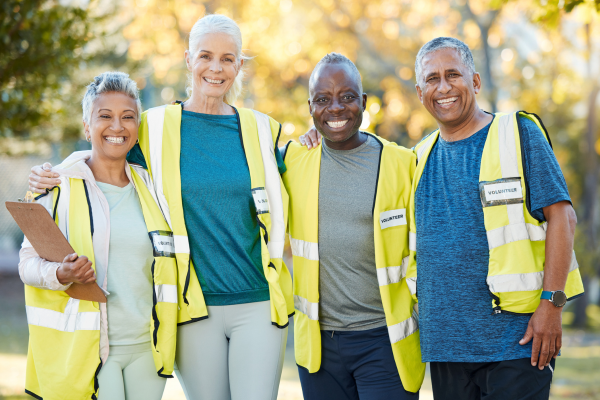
[0,0,95,139]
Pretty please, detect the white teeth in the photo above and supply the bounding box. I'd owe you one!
[105,136,125,144]
[204,77,224,84]
[436,97,458,105]
[326,120,349,128]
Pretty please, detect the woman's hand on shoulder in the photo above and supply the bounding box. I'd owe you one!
[57,253,96,285]
[29,162,61,194]
[298,127,322,150]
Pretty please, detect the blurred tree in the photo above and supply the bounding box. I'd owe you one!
[1,0,94,139]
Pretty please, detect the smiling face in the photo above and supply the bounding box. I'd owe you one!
[185,32,242,102]
[416,48,481,129]
[84,92,138,162]
[309,63,367,145]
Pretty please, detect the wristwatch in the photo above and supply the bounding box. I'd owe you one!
[541,290,567,307]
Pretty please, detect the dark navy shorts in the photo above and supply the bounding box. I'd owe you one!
[430,358,556,400]
[298,325,419,400]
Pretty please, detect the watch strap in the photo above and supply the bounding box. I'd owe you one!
[540,291,553,300]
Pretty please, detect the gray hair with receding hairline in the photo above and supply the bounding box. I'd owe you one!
[81,71,142,125]
[414,37,476,88]
[309,52,363,97]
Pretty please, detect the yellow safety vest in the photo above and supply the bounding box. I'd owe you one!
[407,112,584,314]
[24,166,178,400]
[137,105,294,327]
[282,134,425,393]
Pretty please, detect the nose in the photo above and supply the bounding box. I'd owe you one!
[327,97,344,114]
[438,76,452,94]
[209,57,222,72]
[110,118,124,132]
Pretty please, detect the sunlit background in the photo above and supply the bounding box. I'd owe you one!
[1,0,600,399]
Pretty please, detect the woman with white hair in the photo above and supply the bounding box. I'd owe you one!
[29,14,293,400]
[20,71,177,400]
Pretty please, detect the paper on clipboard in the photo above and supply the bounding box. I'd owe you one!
[5,199,107,303]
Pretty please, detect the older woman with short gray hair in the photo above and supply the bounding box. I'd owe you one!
[20,71,176,400]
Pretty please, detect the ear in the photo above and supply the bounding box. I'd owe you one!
[362,93,368,111]
[185,50,193,72]
[472,72,482,94]
[416,84,424,104]
[83,120,91,141]
[307,98,313,115]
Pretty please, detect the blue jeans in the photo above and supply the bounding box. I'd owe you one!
[298,325,419,400]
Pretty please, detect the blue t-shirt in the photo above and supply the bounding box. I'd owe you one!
[415,115,571,363]
[180,110,269,306]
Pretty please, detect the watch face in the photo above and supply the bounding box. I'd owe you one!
[552,291,567,307]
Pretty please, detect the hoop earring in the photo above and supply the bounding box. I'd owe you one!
[86,137,91,142]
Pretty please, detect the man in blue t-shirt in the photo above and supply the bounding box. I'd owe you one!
[411,37,583,399]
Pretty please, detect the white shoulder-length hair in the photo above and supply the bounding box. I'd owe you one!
[187,14,249,105]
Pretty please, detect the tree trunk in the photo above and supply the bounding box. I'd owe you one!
[464,1,499,112]
[572,276,590,328]
[573,23,599,328]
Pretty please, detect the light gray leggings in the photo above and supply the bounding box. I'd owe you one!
[97,342,166,400]
[175,300,288,400]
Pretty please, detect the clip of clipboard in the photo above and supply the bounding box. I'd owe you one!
[5,195,107,303]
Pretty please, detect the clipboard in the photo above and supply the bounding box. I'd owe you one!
[6,200,107,303]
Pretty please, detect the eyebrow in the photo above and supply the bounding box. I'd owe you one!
[426,68,462,80]
[98,108,136,113]
[198,50,236,57]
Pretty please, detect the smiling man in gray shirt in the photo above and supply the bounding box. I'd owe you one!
[282,53,423,400]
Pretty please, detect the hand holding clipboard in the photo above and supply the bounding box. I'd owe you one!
[5,195,107,303]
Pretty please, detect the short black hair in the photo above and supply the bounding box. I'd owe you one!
[309,52,363,97]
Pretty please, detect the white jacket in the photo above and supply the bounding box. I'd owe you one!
[19,150,145,363]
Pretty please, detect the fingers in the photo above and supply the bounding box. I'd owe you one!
[62,253,78,264]
[80,264,96,284]
[29,171,61,194]
[307,127,320,148]
[32,164,59,179]
[546,336,556,367]
[519,325,533,345]
[299,135,306,146]
[72,257,95,284]
[538,335,551,370]
[531,334,541,367]
[554,333,562,359]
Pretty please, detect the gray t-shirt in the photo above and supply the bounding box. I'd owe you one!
[318,135,387,331]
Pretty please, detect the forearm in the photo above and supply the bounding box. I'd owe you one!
[19,244,71,291]
[542,201,576,292]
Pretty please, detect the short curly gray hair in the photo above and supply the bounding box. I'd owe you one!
[309,52,363,97]
[81,71,142,125]
[415,37,476,88]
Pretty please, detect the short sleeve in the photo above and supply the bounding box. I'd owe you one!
[127,143,148,169]
[519,115,571,222]
[275,145,287,174]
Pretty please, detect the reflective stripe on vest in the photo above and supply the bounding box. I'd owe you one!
[294,294,319,320]
[290,237,319,261]
[26,298,100,332]
[388,312,419,344]
[487,250,580,293]
[376,256,409,287]
[154,284,178,304]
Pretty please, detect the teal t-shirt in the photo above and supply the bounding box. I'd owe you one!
[179,110,269,306]
[98,182,154,346]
